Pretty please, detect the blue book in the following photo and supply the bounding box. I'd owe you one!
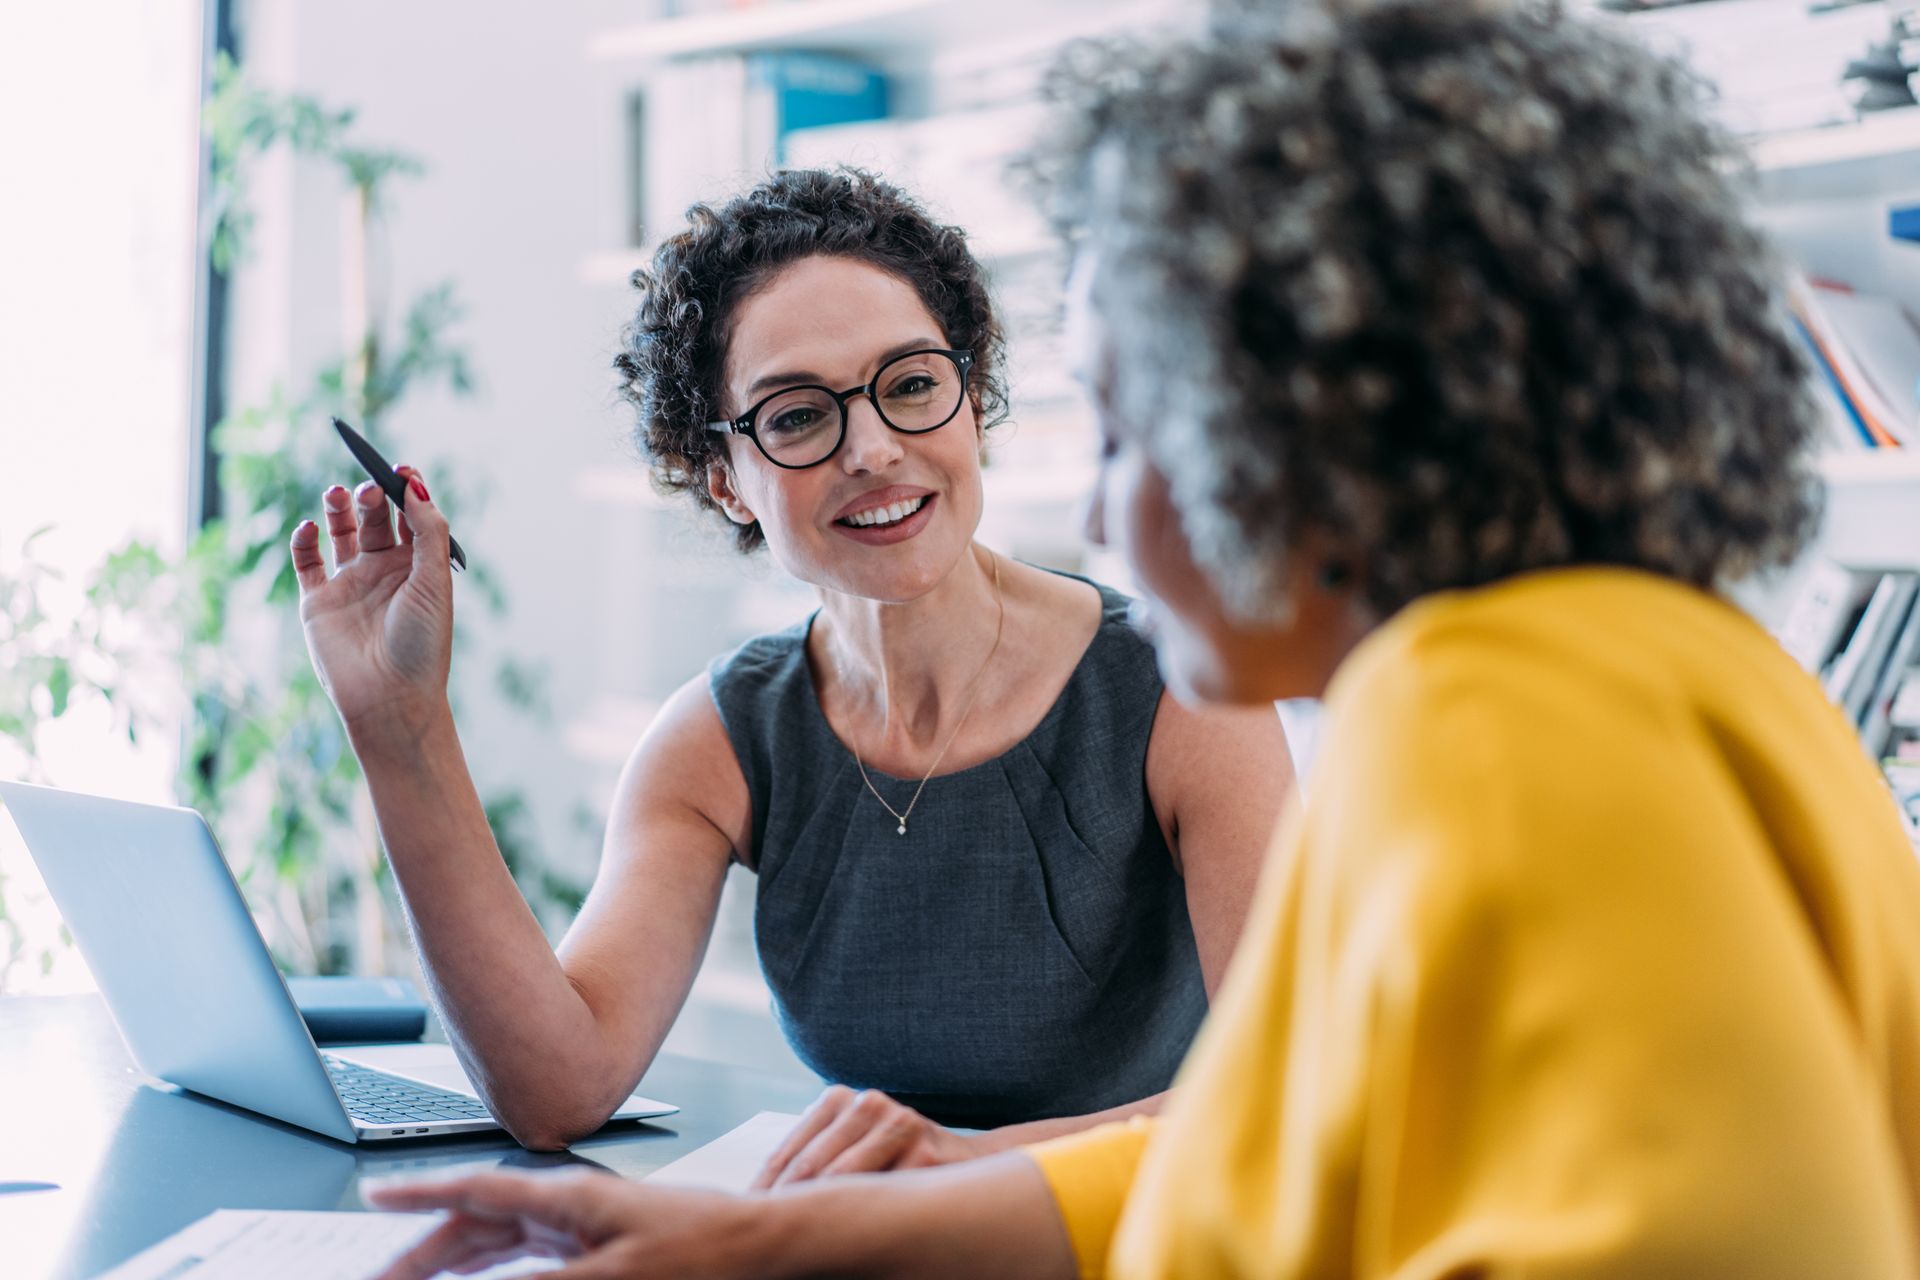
[285,975,427,1044]
[746,53,889,165]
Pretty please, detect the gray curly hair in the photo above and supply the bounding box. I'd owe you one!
[1024,0,1822,621]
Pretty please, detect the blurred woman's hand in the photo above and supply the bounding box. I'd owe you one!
[752,1085,981,1188]
[366,1148,1079,1280]
[366,1167,753,1280]
[289,469,453,737]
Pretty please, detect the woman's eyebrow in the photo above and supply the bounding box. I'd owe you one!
[745,336,947,398]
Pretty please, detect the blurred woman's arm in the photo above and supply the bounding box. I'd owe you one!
[370,1151,1082,1280]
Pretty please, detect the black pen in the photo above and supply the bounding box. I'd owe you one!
[331,417,467,572]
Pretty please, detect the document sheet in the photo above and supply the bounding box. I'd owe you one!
[94,1208,558,1279]
[643,1110,801,1192]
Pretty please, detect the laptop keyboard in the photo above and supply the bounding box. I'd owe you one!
[322,1054,494,1126]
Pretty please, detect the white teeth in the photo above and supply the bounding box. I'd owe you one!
[843,495,926,528]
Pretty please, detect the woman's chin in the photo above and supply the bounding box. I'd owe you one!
[786,539,970,604]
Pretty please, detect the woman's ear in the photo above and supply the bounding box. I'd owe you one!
[706,457,758,526]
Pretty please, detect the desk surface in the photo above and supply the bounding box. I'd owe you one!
[0,995,824,1280]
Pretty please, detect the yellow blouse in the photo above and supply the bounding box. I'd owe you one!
[1033,568,1920,1279]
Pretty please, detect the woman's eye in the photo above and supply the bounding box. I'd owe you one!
[768,409,821,435]
[886,375,937,398]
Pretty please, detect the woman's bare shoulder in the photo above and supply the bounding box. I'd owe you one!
[604,672,753,868]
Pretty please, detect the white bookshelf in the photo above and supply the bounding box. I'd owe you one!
[1752,109,1920,175]
[1750,109,1920,201]
[589,0,1172,65]
[1819,451,1920,572]
[591,0,971,63]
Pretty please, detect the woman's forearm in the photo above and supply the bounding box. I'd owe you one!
[966,1091,1164,1155]
[762,1153,1079,1280]
[346,703,621,1147]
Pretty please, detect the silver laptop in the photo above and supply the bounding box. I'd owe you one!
[0,780,677,1144]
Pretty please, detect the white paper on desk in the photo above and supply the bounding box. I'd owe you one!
[644,1110,801,1193]
[92,1208,560,1280]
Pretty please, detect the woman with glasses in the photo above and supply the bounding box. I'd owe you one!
[287,168,1293,1164]
[368,2,1920,1277]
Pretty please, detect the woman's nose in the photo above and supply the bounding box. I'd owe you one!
[840,398,905,474]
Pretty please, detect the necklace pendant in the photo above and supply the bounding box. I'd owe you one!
[897,821,907,836]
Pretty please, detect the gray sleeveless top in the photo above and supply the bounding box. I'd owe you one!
[707,575,1207,1129]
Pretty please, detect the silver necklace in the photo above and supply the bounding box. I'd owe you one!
[850,550,1006,836]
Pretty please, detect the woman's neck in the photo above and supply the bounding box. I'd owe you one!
[812,544,1005,749]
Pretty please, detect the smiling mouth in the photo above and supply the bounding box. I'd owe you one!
[836,495,929,529]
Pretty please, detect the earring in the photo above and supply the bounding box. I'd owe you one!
[1317,561,1352,590]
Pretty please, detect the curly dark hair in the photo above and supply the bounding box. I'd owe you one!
[1024,0,1822,621]
[613,167,1009,552]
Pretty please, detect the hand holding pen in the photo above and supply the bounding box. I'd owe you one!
[288,419,463,736]
[332,418,466,572]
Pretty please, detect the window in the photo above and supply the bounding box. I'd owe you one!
[0,0,203,991]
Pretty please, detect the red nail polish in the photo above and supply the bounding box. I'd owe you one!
[409,477,430,502]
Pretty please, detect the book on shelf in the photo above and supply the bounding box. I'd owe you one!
[1785,563,1920,840]
[746,52,888,165]
[1779,558,1867,673]
[1861,588,1920,758]
[1823,572,1919,727]
[1872,661,1920,841]
[1794,312,1877,452]
[1788,274,1920,450]
[632,52,890,246]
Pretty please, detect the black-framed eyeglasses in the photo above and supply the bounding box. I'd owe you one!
[706,348,975,470]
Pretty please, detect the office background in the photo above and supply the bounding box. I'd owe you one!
[5,0,1920,1078]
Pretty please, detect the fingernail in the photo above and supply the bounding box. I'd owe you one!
[324,486,348,509]
[409,477,430,502]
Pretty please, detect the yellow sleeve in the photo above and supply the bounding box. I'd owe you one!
[1026,1117,1157,1280]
